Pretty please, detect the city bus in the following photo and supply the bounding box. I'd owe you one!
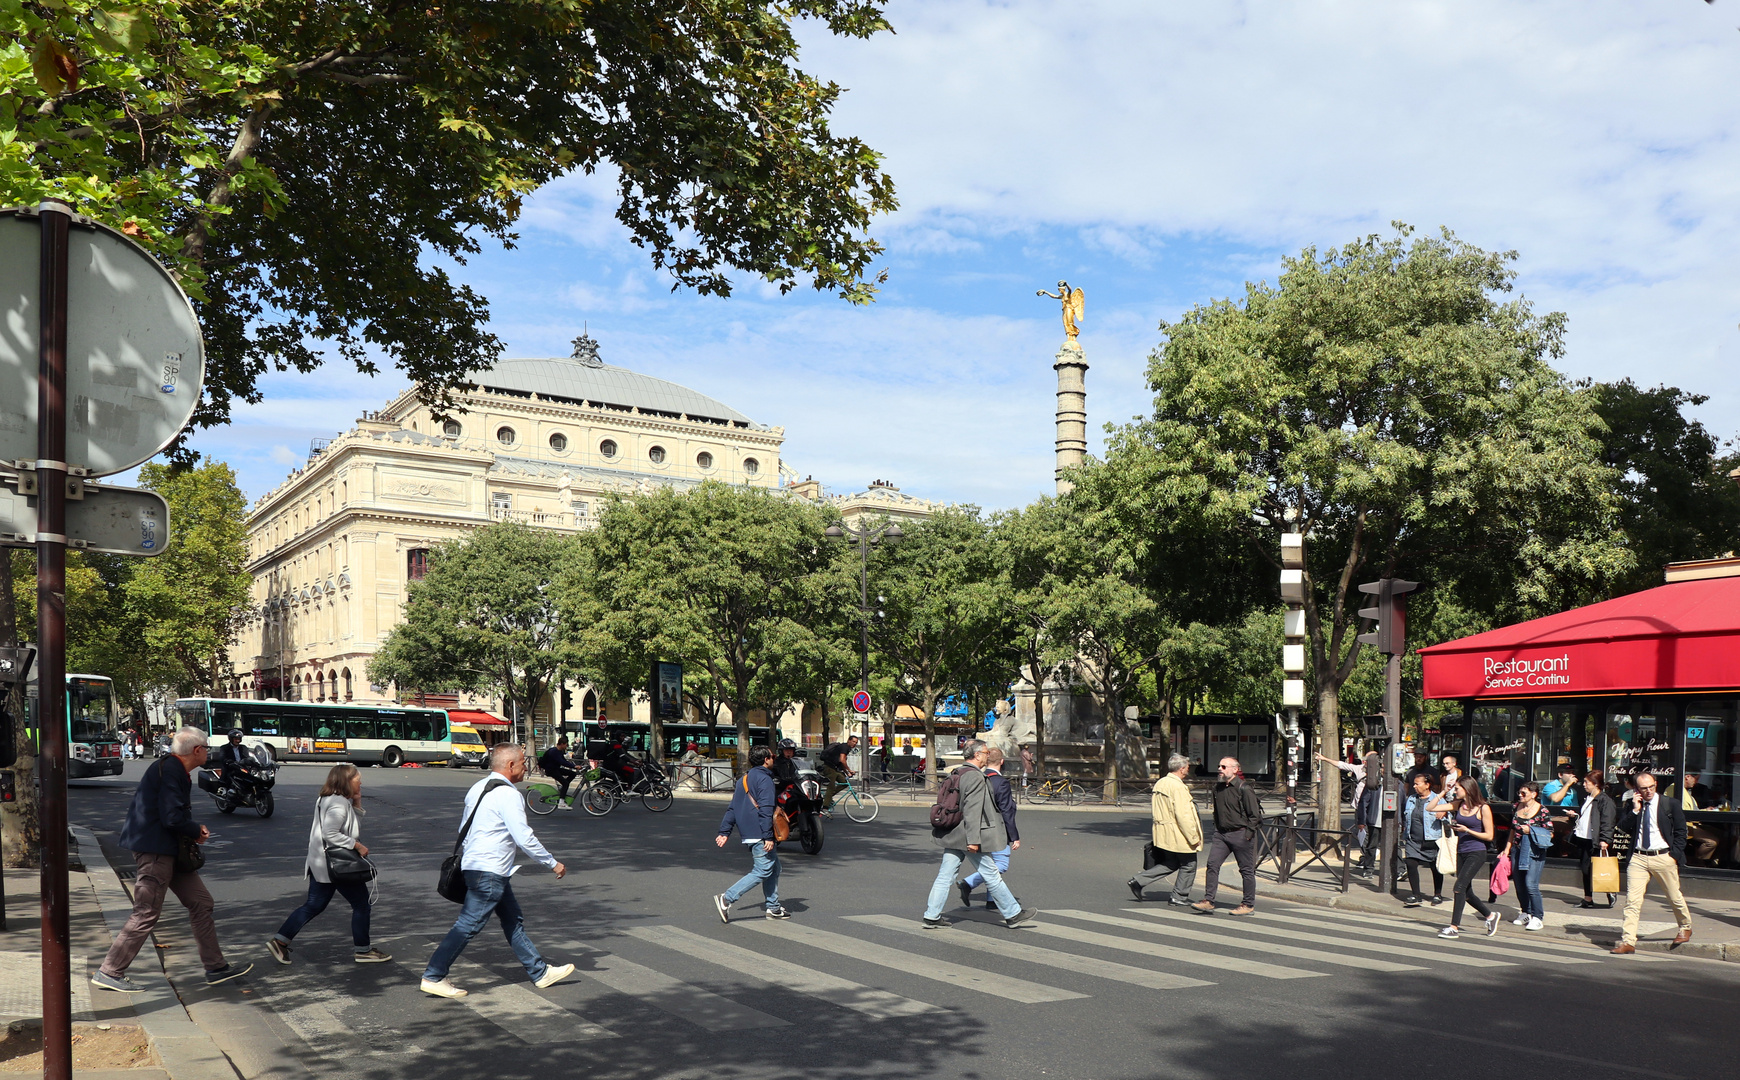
[23,671,125,778]
[174,697,451,767]
[572,720,782,761]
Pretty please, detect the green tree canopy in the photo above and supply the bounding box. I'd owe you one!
[5,0,899,437]
[561,483,852,769]
[369,521,575,752]
[1104,224,1630,825]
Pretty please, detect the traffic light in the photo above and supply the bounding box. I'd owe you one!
[560,686,573,711]
[1356,578,1422,656]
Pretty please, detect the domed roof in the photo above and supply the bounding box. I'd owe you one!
[469,353,756,427]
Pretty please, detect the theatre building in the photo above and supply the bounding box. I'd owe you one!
[1419,557,1740,875]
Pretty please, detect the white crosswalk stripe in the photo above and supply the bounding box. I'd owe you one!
[736,920,1088,1003]
[540,937,790,1030]
[1128,907,1522,968]
[396,953,618,1042]
[624,925,939,1019]
[845,914,1215,991]
[1014,918,1327,979]
[1047,909,1425,972]
[1248,908,1602,965]
[1275,903,1667,962]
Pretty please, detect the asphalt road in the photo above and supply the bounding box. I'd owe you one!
[65,760,1740,1080]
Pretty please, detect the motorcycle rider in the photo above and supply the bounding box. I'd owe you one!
[598,729,638,788]
[539,736,578,810]
[772,739,801,795]
[214,728,252,793]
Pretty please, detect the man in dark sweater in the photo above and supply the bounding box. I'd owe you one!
[94,727,250,992]
[1192,757,1263,916]
[713,746,788,922]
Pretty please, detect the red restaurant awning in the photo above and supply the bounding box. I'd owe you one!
[446,709,510,727]
[1419,575,1740,700]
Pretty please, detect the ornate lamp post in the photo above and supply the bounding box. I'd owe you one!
[823,518,902,773]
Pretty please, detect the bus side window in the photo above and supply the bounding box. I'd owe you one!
[213,707,244,735]
[404,717,432,742]
[346,716,376,741]
[278,714,309,740]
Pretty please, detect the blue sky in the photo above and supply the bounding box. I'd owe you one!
[178,0,1740,512]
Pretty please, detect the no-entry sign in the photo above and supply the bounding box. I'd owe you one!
[852,690,871,714]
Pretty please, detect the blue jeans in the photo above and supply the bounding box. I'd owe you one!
[723,843,781,909]
[961,846,1012,890]
[1515,854,1545,919]
[926,848,1019,920]
[423,870,547,982]
[274,875,371,949]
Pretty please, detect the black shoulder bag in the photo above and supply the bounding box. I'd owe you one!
[318,798,376,885]
[438,779,508,903]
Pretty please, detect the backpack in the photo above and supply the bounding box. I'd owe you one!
[930,767,968,831]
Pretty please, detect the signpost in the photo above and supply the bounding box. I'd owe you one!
[0,472,170,556]
[851,690,872,780]
[1,203,204,1080]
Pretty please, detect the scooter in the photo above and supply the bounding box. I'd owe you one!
[197,744,277,818]
[776,762,825,855]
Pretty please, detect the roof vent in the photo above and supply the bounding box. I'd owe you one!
[570,332,603,368]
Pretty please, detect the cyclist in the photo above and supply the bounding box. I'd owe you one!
[599,729,639,788]
[818,735,857,811]
[538,736,578,810]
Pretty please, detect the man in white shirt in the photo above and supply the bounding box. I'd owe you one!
[421,744,574,998]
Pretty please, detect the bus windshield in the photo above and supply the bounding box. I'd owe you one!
[68,678,116,743]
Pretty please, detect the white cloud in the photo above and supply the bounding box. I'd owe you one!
[268,445,301,467]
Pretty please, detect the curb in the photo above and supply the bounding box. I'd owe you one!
[71,826,243,1080]
[1257,878,1740,962]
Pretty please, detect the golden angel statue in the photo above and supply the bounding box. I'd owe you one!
[1036,280,1084,340]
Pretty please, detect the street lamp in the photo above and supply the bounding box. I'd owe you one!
[824,518,902,775]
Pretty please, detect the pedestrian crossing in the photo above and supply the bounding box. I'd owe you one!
[250,896,1644,1067]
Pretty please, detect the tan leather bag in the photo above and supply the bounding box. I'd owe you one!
[743,775,790,842]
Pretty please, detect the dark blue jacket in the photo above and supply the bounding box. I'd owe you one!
[987,769,1019,844]
[719,764,777,841]
[119,756,203,856]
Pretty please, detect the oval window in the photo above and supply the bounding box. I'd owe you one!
[496,426,516,446]
[599,439,618,458]
[442,420,461,438]
[549,432,568,452]
[743,457,760,475]
[696,451,714,469]
[648,445,667,464]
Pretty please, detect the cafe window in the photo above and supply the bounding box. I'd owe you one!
[1606,700,1674,795]
[1533,705,1576,782]
[1682,698,1739,812]
[1470,705,1528,802]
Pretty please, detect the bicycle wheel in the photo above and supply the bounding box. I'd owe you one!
[582,781,617,816]
[641,782,674,812]
[1061,782,1086,806]
[525,782,559,815]
[842,789,879,823]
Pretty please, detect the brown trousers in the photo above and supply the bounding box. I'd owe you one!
[100,852,225,976]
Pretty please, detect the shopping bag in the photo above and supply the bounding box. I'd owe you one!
[1590,855,1621,894]
[1435,834,1458,875]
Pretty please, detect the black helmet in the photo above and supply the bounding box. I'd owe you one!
[780,738,796,750]
[227,727,244,739]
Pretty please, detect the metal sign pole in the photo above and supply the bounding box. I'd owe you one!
[36,200,73,1080]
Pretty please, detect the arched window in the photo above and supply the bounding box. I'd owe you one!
[549,432,568,452]
[496,426,516,446]
[582,690,599,723]
[743,457,760,475]
[343,668,353,701]
[329,670,339,701]
[648,445,666,464]
[696,451,714,469]
[314,670,326,702]
[599,438,618,458]
[443,420,461,438]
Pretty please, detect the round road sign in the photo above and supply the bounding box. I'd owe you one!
[0,208,205,476]
[852,690,871,714]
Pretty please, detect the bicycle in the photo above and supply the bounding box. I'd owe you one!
[583,760,675,815]
[1022,776,1086,806]
[826,773,880,823]
[524,773,580,816]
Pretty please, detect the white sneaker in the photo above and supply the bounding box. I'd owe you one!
[560,801,574,811]
[1511,913,1529,925]
[1436,926,1459,938]
[420,978,468,998]
[1526,916,1544,932]
[534,963,575,989]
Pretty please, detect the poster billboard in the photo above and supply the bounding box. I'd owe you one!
[652,661,683,720]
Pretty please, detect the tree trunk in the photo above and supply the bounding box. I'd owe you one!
[1028,658,1047,789]
[1101,690,1121,805]
[1315,682,1342,834]
[923,689,940,793]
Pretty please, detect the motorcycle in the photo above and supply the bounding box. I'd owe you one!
[197,744,277,818]
[776,760,825,855]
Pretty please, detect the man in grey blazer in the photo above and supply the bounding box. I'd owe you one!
[922,739,1036,930]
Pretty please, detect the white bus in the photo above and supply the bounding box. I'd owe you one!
[173,698,451,767]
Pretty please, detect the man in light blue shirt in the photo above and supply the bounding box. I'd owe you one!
[421,744,573,998]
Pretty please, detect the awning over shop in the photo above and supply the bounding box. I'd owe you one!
[1419,575,1740,700]
[446,709,510,727]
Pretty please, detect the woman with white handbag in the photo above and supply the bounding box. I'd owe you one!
[267,763,390,965]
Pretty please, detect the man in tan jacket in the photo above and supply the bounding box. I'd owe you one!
[1127,754,1204,905]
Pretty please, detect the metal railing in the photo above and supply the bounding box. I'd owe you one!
[1252,811,1357,892]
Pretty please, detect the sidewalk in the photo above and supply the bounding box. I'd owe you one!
[1244,847,1740,962]
[0,828,242,1079]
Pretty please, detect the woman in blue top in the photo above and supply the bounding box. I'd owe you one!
[1506,782,1551,932]
[1400,772,1449,907]
[1438,778,1500,939]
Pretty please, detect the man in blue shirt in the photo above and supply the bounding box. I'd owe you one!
[714,745,788,921]
[1543,764,1582,809]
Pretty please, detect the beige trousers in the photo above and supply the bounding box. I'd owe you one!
[1620,851,1693,945]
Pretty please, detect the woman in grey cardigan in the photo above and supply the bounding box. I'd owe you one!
[267,764,390,964]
